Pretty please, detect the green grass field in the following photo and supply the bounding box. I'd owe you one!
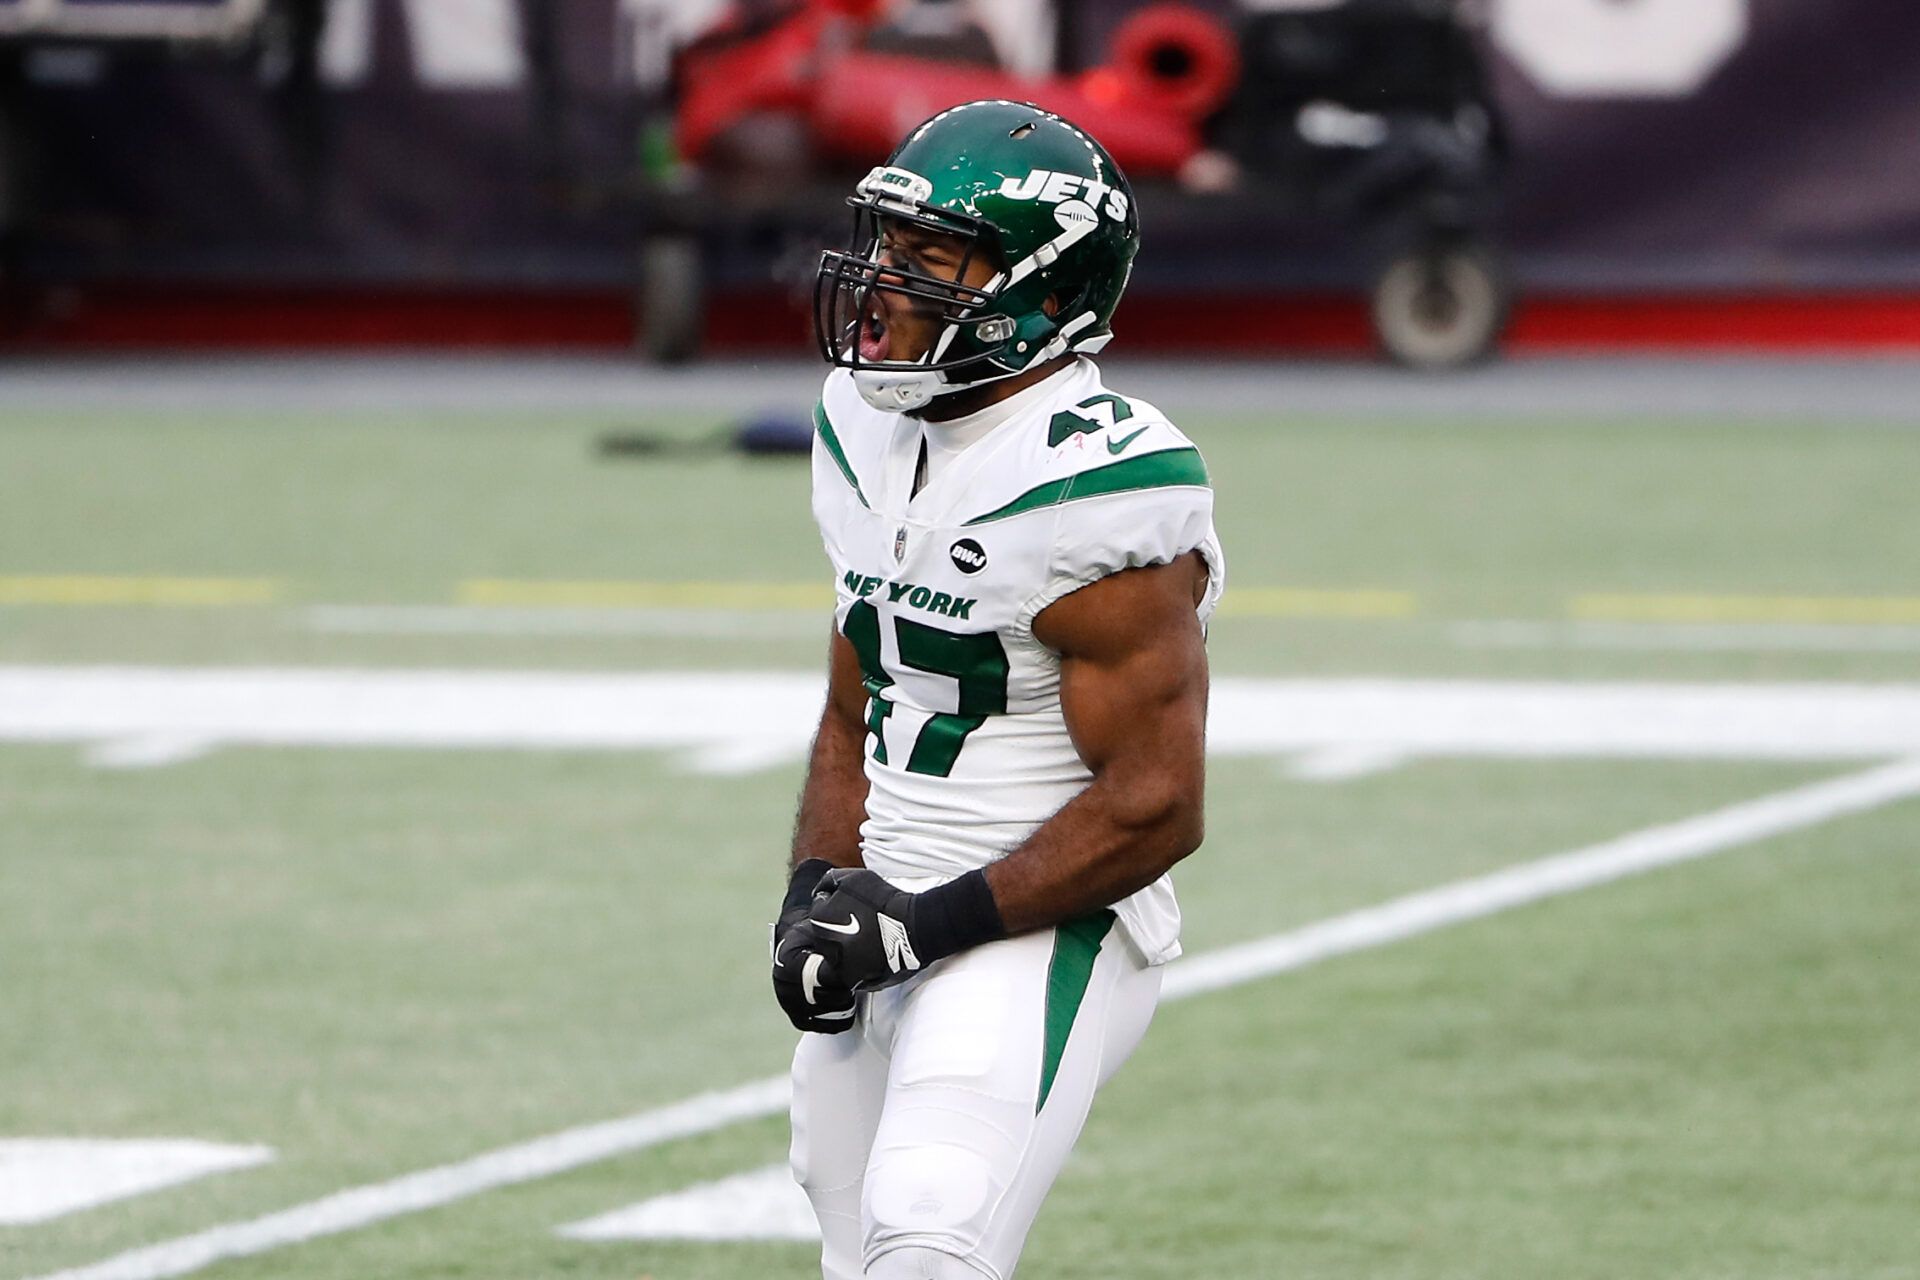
[4,384,1919,1280]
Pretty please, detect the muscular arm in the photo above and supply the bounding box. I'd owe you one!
[779,553,1209,1004]
[788,629,872,872]
[981,552,1211,934]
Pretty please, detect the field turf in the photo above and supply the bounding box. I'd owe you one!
[3,381,1918,1279]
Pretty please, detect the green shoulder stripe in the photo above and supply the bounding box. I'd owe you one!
[964,446,1208,526]
[812,401,870,509]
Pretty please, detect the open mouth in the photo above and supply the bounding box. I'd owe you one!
[856,292,891,363]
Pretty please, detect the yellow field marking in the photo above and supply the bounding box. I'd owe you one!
[459,580,834,610]
[1214,588,1420,619]
[0,576,280,606]
[1572,593,1920,626]
[463,580,1419,619]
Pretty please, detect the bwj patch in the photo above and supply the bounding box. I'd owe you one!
[949,538,988,575]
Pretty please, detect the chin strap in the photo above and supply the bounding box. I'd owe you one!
[848,306,1101,413]
[852,359,1044,413]
[852,367,942,412]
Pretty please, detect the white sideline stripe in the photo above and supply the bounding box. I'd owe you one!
[10,667,1920,771]
[29,758,1920,1279]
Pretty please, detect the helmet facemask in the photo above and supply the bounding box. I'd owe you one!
[814,105,1141,411]
[815,171,1021,413]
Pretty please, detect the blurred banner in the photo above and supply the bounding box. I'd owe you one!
[1483,0,1920,288]
[7,0,1919,292]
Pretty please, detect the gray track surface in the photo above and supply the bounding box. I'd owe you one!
[2,355,1916,423]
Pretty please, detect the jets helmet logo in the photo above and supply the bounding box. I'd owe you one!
[997,169,1131,222]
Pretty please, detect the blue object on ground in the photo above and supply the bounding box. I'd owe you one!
[733,412,815,456]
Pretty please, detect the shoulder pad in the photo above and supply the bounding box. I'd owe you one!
[962,391,1208,526]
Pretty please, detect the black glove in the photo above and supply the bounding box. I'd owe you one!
[772,927,859,1034]
[771,858,852,1034]
[775,858,836,948]
[787,867,1006,994]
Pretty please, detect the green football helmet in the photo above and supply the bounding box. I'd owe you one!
[815,99,1141,412]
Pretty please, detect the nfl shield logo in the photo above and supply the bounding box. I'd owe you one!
[893,526,908,562]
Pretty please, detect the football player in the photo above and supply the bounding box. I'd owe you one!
[772,99,1225,1280]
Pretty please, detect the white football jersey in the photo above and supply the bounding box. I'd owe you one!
[810,358,1225,965]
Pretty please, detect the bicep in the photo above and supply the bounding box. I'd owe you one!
[1033,554,1210,778]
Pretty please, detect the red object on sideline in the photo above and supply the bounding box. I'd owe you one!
[6,286,1920,354]
[673,1,1231,179]
[1108,4,1241,118]
[1112,293,1920,354]
[673,6,836,167]
[808,52,1201,176]
[1506,294,1920,350]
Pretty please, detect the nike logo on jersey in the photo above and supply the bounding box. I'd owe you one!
[879,914,920,974]
[1107,426,1150,454]
[814,916,862,936]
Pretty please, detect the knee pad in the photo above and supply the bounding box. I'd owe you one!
[865,1244,985,1280]
[865,1142,994,1241]
[863,1141,997,1279]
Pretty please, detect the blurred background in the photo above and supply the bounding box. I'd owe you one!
[4,4,1919,1280]
[2,0,1917,361]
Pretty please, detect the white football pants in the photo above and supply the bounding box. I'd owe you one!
[789,912,1162,1280]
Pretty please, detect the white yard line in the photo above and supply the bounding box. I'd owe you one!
[1165,755,1920,999]
[557,1164,819,1243]
[27,756,1920,1280]
[23,1078,790,1280]
[0,1142,275,1227]
[10,668,1920,771]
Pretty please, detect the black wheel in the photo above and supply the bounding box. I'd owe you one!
[639,235,705,364]
[1371,240,1510,369]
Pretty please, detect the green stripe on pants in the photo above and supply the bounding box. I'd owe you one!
[1037,910,1117,1113]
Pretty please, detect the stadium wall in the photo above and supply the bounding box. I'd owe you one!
[3,0,1918,352]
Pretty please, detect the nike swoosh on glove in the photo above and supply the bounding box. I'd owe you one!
[771,928,858,1034]
[796,866,1006,993]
